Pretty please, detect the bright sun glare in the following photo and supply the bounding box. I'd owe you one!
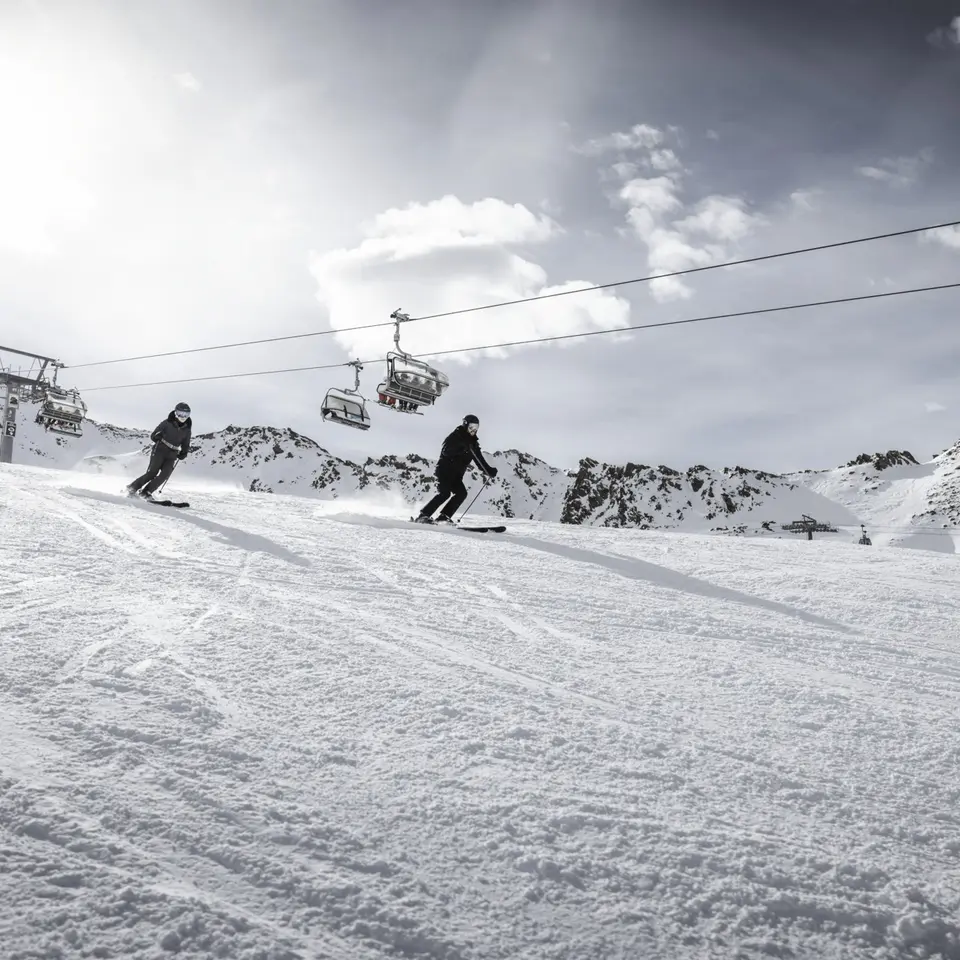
[0,50,98,256]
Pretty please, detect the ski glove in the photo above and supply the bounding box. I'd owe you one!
[486,466,498,479]
[178,451,188,461]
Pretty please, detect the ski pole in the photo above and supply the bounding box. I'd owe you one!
[158,458,178,496]
[457,476,489,523]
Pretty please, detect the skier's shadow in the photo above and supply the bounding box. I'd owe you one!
[62,488,311,569]
[167,511,312,568]
[507,535,856,635]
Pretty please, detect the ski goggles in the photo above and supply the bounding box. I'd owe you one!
[174,410,189,421]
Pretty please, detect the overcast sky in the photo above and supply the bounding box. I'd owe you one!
[1,0,959,472]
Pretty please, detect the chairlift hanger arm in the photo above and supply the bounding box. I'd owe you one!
[389,309,413,354]
[346,358,363,392]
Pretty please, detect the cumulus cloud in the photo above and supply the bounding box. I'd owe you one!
[922,225,960,250]
[579,124,764,301]
[855,148,933,188]
[926,16,960,48]
[574,122,665,157]
[308,195,630,364]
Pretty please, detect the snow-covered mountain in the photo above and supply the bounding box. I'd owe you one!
[9,401,960,551]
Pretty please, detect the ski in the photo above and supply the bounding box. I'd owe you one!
[408,517,504,533]
[124,489,189,508]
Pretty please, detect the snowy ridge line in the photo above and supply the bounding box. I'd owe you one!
[13,403,960,553]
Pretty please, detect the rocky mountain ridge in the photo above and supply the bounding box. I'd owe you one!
[9,403,960,551]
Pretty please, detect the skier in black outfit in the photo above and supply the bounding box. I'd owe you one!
[127,403,192,499]
[416,414,498,524]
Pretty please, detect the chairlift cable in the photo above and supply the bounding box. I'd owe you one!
[75,279,960,392]
[412,218,960,323]
[66,318,398,370]
[65,216,960,371]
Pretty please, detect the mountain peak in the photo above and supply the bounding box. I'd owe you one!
[843,450,919,471]
[10,404,960,550]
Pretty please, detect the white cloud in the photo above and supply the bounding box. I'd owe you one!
[922,225,960,250]
[308,195,630,365]
[925,401,947,413]
[620,176,682,220]
[360,195,557,245]
[609,161,638,181]
[574,123,664,157]
[790,189,821,211]
[676,195,756,242]
[855,148,933,188]
[590,124,764,301]
[926,16,960,48]
[173,71,202,92]
[648,148,682,173]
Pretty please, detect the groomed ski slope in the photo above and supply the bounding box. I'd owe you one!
[1,464,959,960]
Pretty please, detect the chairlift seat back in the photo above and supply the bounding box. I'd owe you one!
[35,388,87,437]
[321,388,371,431]
[379,353,449,407]
[39,390,87,423]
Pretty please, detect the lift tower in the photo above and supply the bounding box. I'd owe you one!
[0,345,87,464]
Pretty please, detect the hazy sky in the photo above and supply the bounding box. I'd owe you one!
[2,0,959,472]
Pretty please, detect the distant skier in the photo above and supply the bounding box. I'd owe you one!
[126,402,192,500]
[415,414,498,524]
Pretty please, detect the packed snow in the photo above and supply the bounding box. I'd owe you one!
[2,462,959,959]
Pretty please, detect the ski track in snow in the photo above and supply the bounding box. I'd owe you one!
[1,466,960,959]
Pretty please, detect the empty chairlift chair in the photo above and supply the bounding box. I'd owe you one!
[321,359,371,431]
[375,309,450,415]
[35,387,88,438]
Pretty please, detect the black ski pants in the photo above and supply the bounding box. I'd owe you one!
[130,446,179,496]
[420,465,468,520]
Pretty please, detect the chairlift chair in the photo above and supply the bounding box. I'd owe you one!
[375,309,450,415]
[321,360,371,431]
[35,386,87,438]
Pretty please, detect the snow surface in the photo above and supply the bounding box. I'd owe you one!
[2,462,960,959]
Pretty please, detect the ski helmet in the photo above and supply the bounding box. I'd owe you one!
[463,414,479,426]
[174,402,191,419]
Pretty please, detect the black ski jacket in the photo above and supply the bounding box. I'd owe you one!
[436,425,493,478]
[150,412,193,459]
